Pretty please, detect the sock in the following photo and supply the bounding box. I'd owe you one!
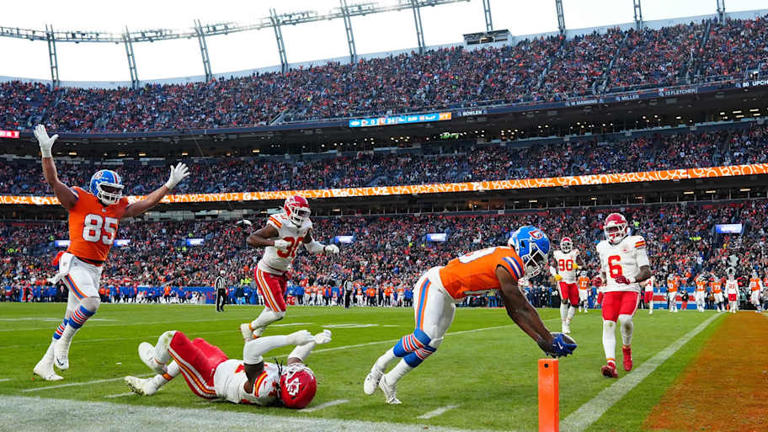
[60,305,95,343]
[40,339,57,363]
[392,329,431,357]
[566,305,577,323]
[602,320,617,361]
[374,348,397,372]
[560,303,568,323]
[618,314,634,346]
[52,318,68,341]
[384,359,413,385]
[154,331,176,364]
[249,309,285,336]
[151,361,180,389]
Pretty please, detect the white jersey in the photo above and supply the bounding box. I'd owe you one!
[725,280,739,295]
[214,359,280,405]
[257,212,313,274]
[596,235,650,293]
[643,276,655,292]
[553,249,580,283]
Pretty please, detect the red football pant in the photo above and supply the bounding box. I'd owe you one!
[601,291,640,322]
[644,291,653,304]
[255,268,287,312]
[559,281,580,306]
[728,293,737,302]
[168,331,228,399]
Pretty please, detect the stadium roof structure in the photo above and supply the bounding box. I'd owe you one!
[0,0,734,88]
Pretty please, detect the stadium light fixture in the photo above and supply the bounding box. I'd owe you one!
[740,188,751,192]
[683,191,695,195]
[705,190,716,194]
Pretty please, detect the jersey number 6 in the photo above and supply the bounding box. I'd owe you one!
[83,214,118,245]
[608,255,623,278]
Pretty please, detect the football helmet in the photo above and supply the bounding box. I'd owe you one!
[603,213,628,244]
[726,267,736,279]
[560,237,573,253]
[279,364,317,409]
[284,195,311,227]
[90,169,124,205]
[507,225,550,278]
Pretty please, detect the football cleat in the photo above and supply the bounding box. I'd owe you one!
[562,322,571,335]
[601,361,618,378]
[138,342,166,374]
[33,358,63,381]
[378,375,401,405]
[240,323,255,341]
[53,339,71,370]
[363,367,383,395]
[125,376,157,396]
[622,346,633,372]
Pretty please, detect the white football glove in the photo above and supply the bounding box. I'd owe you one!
[34,124,58,158]
[164,163,190,190]
[273,239,291,250]
[313,329,332,345]
[324,244,340,254]
[287,330,314,346]
[236,219,253,227]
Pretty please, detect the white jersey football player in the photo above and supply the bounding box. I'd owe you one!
[550,237,583,334]
[124,329,331,409]
[642,276,655,314]
[592,213,651,378]
[725,267,739,314]
[239,196,339,341]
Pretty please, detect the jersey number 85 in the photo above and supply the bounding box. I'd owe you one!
[83,214,118,245]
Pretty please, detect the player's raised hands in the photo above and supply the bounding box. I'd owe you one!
[164,163,190,190]
[287,330,314,346]
[324,244,340,254]
[34,124,58,158]
[313,330,332,345]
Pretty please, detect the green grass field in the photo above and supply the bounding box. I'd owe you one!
[0,303,724,431]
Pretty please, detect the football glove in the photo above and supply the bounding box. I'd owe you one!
[540,333,577,358]
[324,244,340,254]
[164,163,190,190]
[614,275,631,285]
[591,276,603,287]
[554,274,563,282]
[313,330,332,345]
[273,239,291,250]
[287,330,314,346]
[34,124,58,158]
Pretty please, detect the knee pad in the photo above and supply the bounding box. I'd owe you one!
[79,296,101,313]
[403,345,437,367]
[618,314,632,327]
[603,320,616,330]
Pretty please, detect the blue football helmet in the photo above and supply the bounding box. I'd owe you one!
[507,225,551,277]
[89,169,124,205]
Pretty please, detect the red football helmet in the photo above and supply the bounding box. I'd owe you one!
[603,213,628,244]
[284,195,311,227]
[279,364,317,409]
[560,237,573,253]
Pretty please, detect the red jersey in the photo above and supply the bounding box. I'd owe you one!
[67,187,128,262]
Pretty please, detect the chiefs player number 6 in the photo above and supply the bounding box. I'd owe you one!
[608,255,623,278]
[82,214,118,245]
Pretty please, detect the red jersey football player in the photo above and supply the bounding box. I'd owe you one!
[32,125,190,381]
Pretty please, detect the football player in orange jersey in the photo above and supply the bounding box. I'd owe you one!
[363,226,576,404]
[748,271,763,313]
[32,125,190,381]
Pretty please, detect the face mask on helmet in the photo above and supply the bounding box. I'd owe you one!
[279,364,317,409]
[560,238,573,253]
[603,213,628,244]
[284,196,311,227]
[90,170,124,205]
[508,226,550,278]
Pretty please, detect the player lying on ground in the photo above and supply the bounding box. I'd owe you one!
[32,125,190,381]
[592,213,651,378]
[125,329,331,408]
[364,226,577,404]
[238,196,339,341]
[550,236,584,334]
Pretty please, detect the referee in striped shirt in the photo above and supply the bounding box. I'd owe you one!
[215,270,228,312]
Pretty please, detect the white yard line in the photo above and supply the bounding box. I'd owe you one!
[0,395,488,432]
[301,399,349,412]
[22,373,153,393]
[0,378,10,383]
[417,405,459,419]
[560,314,720,432]
[104,392,135,399]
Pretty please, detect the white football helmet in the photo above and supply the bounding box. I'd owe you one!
[560,237,573,253]
[603,213,628,245]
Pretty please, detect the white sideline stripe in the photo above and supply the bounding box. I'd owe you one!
[21,373,153,393]
[104,392,135,399]
[417,405,459,419]
[0,395,486,432]
[0,378,10,382]
[561,314,719,432]
[301,399,349,412]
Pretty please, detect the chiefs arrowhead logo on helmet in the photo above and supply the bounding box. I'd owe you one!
[284,195,311,227]
[279,364,317,409]
[603,213,628,245]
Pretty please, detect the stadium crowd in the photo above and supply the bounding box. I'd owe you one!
[2,123,767,195]
[1,15,767,132]
[2,200,767,309]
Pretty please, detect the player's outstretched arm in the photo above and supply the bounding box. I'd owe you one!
[123,163,189,218]
[497,266,554,346]
[287,330,332,365]
[34,125,76,210]
[303,230,339,255]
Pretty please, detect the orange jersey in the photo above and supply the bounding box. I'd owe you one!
[67,187,128,262]
[695,280,707,292]
[749,278,761,292]
[439,246,525,300]
[710,281,722,294]
[578,276,590,290]
[666,279,678,292]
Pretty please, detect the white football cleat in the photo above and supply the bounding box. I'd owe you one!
[378,375,401,405]
[53,339,71,370]
[363,367,383,395]
[240,323,255,341]
[562,322,571,335]
[33,358,63,381]
[125,376,157,396]
[138,342,166,374]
